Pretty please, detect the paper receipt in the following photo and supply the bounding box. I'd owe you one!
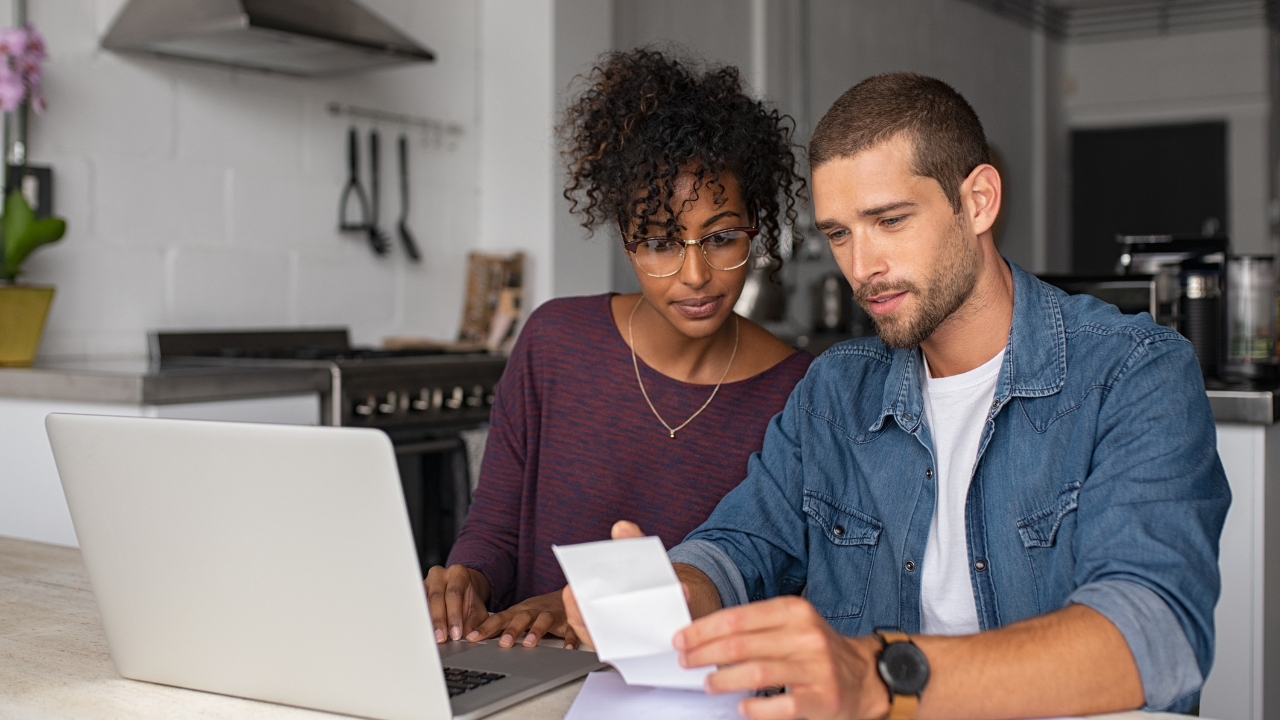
[553,536,713,690]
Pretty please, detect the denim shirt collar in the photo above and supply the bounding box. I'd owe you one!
[870,259,1067,434]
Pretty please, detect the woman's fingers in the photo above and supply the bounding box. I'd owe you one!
[424,566,449,643]
[443,565,476,641]
[562,624,580,651]
[522,611,557,647]
[497,610,536,647]
[468,610,512,642]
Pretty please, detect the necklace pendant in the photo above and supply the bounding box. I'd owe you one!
[669,430,677,439]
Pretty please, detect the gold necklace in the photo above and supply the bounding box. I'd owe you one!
[628,298,739,439]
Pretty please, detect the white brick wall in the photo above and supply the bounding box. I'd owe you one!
[15,0,483,356]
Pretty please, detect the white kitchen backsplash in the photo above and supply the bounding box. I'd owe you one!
[15,0,482,357]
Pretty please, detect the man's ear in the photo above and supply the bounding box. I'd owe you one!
[962,164,1002,237]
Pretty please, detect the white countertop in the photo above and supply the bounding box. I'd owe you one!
[0,535,1192,720]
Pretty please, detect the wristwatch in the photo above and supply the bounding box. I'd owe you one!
[874,629,930,720]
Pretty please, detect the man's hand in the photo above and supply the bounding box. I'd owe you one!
[423,564,490,643]
[674,596,890,720]
[465,589,580,649]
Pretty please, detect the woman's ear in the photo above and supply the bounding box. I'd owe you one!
[962,164,1002,238]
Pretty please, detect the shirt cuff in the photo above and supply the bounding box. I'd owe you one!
[1067,579,1203,711]
[668,539,750,608]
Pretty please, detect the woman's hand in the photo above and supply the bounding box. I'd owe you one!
[466,590,580,649]
[424,564,490,643]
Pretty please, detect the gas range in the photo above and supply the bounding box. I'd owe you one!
[151,328,507,428]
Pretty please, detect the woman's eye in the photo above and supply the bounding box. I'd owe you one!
[645,239,681,254]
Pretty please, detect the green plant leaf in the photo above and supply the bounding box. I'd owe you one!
[2,189,65,281]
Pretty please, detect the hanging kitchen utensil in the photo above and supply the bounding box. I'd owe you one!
[338,126,370,233]
[397,134,422,262]
[366,129,391,255]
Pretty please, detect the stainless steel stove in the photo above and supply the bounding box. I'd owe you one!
[151,328,508,571]
[151,328,507,428]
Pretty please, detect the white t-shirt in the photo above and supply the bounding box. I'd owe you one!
[919,347,1005,636]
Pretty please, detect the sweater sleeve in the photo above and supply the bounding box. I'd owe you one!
[445,322,536,611]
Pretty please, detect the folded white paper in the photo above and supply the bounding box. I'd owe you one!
[553,536,713,689]
[564,670,747,720]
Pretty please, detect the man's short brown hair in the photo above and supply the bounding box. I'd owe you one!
[808,72,990,212]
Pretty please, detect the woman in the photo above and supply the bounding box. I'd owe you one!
[426,48,810,650]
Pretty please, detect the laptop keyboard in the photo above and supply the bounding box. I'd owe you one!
[443,667,506,698]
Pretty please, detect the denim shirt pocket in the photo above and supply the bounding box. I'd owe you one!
[802,491,883,619]
[1015,482,1082,608]
[1016,482,1081,548]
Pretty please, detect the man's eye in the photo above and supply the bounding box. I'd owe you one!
[881,216,905,228]
[826,229,849,243]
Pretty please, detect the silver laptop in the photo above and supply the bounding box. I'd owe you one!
[45,413,603,720]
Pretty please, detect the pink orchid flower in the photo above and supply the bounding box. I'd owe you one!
[0,76,26,111]
[0,26,28,57]
[22,25,44,60]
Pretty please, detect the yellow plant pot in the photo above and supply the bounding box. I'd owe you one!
[0,285,55,367]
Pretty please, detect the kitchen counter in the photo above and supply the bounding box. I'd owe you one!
[3,357,1273,425]
[1206,388,1277,425]
[0,534,1196,720]
[0,357,332,405]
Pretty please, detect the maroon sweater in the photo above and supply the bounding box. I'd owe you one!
[447,294,812,610]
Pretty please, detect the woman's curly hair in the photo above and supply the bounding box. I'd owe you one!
[559,48,806,266]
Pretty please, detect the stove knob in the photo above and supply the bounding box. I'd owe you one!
[445,386,465,410]
[410,389,431,411]
[378,391,399,415]
[354,395,377,417]
[432,387,444,410]
[466,384,484,407]
[485,389,496,406]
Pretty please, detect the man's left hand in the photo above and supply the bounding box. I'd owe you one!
[674,596,891,720]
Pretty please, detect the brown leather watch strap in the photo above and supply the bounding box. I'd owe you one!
[887,692,919,720]
[877,629,910,645]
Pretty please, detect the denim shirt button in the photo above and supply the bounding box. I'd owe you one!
[904,560,916,572]
[925,468,933,480]
[833,525,845,537]
[974,558,988,572]
[991,400,1000,409]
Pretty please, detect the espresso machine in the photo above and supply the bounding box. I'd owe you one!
[1115,235,1276,382]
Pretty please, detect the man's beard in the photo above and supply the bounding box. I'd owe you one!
[854,218,981,350]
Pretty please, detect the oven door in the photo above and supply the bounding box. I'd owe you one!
[387,426,476,575]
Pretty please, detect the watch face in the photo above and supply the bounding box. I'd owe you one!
[878,642,930,695]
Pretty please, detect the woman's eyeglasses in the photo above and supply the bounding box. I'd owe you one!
[622,227,758,278]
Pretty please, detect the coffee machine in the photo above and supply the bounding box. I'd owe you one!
[1114,235,1277,381]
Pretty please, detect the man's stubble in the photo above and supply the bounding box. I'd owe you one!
[855,215,981,350]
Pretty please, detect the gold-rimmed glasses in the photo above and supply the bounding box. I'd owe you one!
[622,226,758,278]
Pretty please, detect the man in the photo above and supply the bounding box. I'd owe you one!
[564,72,1229,720]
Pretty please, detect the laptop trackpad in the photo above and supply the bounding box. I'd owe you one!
[440,640,598,677]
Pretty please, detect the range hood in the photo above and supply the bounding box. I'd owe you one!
[102,0,435,77]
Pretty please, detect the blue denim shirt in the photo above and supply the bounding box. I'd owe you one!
[670,260,1230,712]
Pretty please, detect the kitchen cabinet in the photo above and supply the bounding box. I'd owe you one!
[1201,392,1280,720]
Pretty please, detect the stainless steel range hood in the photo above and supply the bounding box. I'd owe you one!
[102,0,435,77]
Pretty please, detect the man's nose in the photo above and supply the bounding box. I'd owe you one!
[841,231,884,287]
